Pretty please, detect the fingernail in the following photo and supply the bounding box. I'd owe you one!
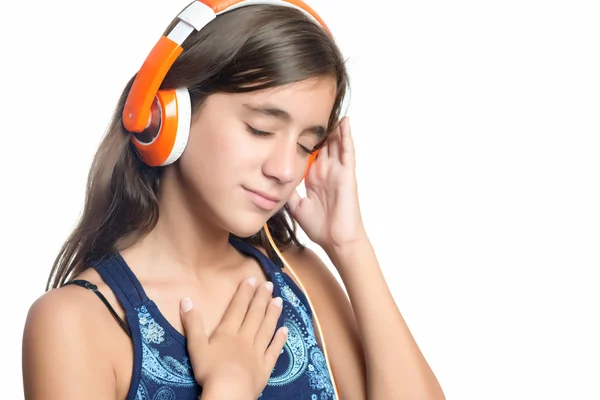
[264,281,274,292]
[181,297,193,313]
[281,326,289,335]
[248,277,257,287]
[273,297,283,307]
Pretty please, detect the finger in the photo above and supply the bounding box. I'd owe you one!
[180,297,208,356]
[340,116,355,168]
[218,277,257,332]
[317,141,329,163]
[324,121,340,158]
[327,124,341,161]
[286,189,302,215]
[239,281,274,337]
[264,326,289,374]
[255,296,284,350]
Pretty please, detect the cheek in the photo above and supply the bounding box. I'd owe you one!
[213,129,260,172]
[184,123,261,182]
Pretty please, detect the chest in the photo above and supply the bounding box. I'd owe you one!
[137,262,272,340]
[115,272,336,400]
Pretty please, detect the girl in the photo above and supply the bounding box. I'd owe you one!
[22,1,445,399]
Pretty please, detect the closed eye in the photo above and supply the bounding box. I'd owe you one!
[246,124,271,137]
[246,124,315,155]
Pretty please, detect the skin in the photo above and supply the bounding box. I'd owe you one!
[22,76,446,399]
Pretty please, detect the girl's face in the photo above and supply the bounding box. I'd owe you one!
[170,76,337,237]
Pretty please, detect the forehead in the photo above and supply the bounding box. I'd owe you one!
[235,76,337,123]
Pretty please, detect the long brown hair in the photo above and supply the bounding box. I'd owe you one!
[46,4,350,290]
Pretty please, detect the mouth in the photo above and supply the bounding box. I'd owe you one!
[242,187,281,211]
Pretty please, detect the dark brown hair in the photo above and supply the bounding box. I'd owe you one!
[46,4,350,290]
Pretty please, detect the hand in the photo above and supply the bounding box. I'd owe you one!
[287,116,367,251]
[180,278,288,400]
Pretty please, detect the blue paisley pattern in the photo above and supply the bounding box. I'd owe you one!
[135,306,198,400]
[131,276,335,399]
[263,272,336,398]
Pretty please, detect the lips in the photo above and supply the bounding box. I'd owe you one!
[244,187,281,202]
[243,187,281,211]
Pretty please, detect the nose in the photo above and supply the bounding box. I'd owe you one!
[262,140,297,184]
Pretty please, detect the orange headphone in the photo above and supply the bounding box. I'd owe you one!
[122,0,326,180]
[122,0,340,397]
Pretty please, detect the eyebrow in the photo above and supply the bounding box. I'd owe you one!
[243,103,327,140]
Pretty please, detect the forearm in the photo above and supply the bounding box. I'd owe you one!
[324,238,445,400]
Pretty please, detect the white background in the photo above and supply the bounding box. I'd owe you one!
[1,0,599,398]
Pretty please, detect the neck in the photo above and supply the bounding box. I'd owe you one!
[121,172,244,279]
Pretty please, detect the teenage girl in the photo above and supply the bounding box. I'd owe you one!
[22,1,446,399]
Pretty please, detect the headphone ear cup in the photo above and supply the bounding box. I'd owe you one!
[302,150,319,181]
[130,88,191,167]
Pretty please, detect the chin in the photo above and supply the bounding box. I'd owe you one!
[225,212,270,239]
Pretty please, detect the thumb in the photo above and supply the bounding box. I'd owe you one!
[286,189,302,216]
[180,297,208,353]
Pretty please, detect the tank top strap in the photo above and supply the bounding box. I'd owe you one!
[91,253,149,310]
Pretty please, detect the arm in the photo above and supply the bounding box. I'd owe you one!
[22,289,117,400]
[325,238,445,400]
[284,116,444,398]
[282,246,367,399]
[286,241,445,400]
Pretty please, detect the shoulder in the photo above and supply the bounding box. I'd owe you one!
[280,243,369,398]
[25,268,127,339]
[24,282,103,347]
[22,272,123,399]
[279,244,356,335]
[280,243,355,317]
[280,244,344,297]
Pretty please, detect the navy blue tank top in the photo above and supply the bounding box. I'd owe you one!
[89,235,337,400]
